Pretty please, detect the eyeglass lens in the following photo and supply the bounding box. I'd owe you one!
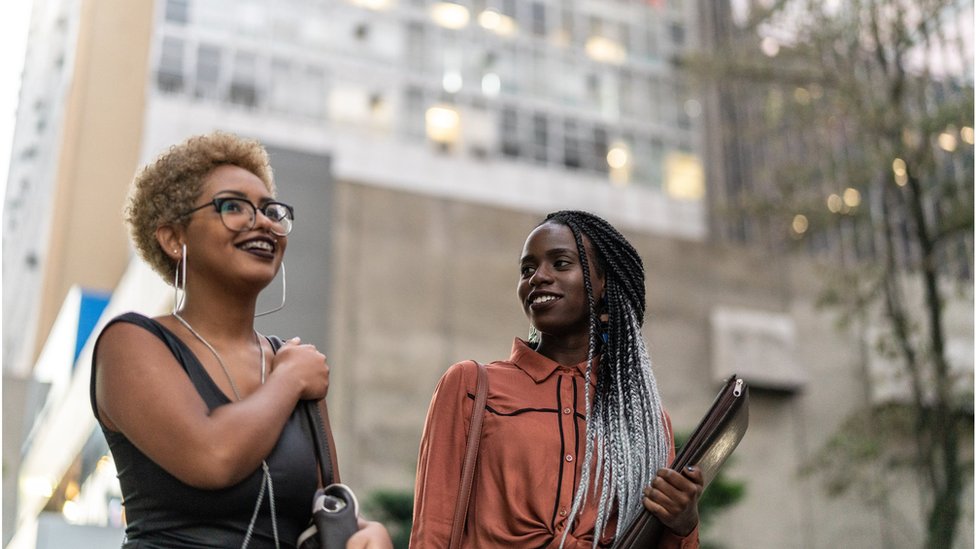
[217,198,293,236]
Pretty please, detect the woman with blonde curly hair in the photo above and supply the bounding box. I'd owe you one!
[90,132,391,548]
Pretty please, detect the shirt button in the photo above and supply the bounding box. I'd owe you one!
[565,454,574,462]
[563,407,572,415]
[559,508,568,517]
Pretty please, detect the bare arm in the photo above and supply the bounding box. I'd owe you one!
[94,322,329,489]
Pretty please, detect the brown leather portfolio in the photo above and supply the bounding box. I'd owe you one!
[615,374,749,548]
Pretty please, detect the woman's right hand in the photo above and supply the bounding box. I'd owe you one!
[270,337,329,400]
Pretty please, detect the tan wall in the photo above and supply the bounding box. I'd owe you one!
[324,181,972,548]
[35,0,153,360]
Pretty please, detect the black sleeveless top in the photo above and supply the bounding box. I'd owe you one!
[90,312,318,548]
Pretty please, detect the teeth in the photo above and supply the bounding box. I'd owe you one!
[241,240,273,252]
[532,295,557,304]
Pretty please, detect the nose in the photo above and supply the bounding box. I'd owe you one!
[529,264,553,286]
[253,207,289,236]
[252,208,275,231]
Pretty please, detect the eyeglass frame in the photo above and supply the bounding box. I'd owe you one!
[179,196,296,236]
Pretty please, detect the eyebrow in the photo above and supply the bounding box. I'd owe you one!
[519,247,578,264]
[212,190,275,204]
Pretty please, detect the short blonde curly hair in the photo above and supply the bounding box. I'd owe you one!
[125,131,275,282]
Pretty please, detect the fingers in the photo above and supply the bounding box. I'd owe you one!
[346,520,393,549]
[645,467,702,506]
[642,467,703,537]
[269,337,329,399]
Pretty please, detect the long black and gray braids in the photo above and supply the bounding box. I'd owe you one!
[545,211,671,548]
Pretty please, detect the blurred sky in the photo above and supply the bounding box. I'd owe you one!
[1,2,33,205]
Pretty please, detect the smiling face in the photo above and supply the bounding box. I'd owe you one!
[177,164,286,289]
[517,221,604,341]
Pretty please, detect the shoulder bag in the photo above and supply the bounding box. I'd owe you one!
[449,361,489,549]
[266,336,360,549]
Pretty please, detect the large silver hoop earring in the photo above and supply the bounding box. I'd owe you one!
[172,243,187,314]
[255,261,287,317]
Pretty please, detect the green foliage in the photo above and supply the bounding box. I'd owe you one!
[363,489,413,549]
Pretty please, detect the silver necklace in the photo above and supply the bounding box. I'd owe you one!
[173,312,280,549]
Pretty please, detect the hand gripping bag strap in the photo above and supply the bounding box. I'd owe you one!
[449,361,488,549]
[267,336,338,485]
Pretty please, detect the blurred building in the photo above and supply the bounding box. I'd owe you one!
[2,1,971,549]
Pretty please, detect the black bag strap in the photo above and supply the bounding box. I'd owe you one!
[267,335,336,486]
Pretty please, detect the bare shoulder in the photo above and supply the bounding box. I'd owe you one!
[96,318,172,365]
[94,316,201,431]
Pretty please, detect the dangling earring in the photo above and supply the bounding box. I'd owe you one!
[528,324,540,344]
[172,244,187,314]
[597,296,609,345]
[255,261,287,317]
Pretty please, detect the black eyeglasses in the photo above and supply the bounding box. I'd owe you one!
[181,197,295,236]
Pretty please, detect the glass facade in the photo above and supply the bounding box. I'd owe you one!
[151,0,702,190]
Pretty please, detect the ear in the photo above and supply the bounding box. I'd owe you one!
[592,271,606,304]
[156,224,185,261]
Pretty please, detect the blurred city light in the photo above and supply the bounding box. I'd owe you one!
[22,475,55,498]
[606,144,629,170]
[842,187,861,208]
[477,9,516,36]
[826,193,843,213]
[425,105,461,144]
[585,36,627,64]
[665,152,705,200]
[347,0,394,10]
[430,2,469,29]
[961,126,974,145]
[793,87,811,105]
[442,70,463,93]
[62,499,83,524]
[892,157,907,174]
[481,73,501,96]
[938,131,957,152]
[608,141,631,187]
[761,36,780,57]
[791,214,809,235]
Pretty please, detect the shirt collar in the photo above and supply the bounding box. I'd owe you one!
[509,338,598,387]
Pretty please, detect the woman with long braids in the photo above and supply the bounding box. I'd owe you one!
[90,132,391,548]
[411,210,701,548]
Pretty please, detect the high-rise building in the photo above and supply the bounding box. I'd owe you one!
[3,0,971,548]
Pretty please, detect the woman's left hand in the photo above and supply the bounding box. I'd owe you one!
[346,517,392,549]
[642,466,704,537]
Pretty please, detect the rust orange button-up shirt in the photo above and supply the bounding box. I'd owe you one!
[411,339,699,549]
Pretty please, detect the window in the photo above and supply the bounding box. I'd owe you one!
[156,36,185,93]
[500,108,519,157]
[530,2,546,36]
[165,0,189,24]
[269,58,293,113]
[228,51,258,107]
[194,44,221,99]
[532,113,548,163]
[403,87,426,138]
[406,22,426,70]
[298,66,326,118]
[563,119,580,168]
[590,126,608,173]
[669,22,685,47]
